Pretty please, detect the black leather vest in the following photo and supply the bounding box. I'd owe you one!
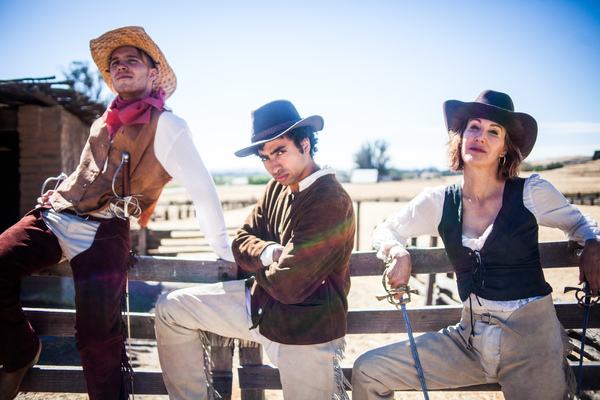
[438,178,552,301]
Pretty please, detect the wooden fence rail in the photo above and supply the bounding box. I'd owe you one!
[20,241,600,397]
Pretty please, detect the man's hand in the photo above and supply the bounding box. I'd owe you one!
[37,190,54,208]
[579,238,600,294]
[382,244,412,298]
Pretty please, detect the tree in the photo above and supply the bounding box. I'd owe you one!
[62,61,109,105]
[353,139,391,176]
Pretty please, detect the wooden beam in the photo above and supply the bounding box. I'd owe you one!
[237,362,600,391]
[35,241,582,282]
[20,362,600,394]
[34,257,239,283]
[19,366,233,396]
[25,302,598,339]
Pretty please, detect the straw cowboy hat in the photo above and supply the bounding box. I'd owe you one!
[90,26,177,99]
[235,100,324,157]
[443,90,538,159]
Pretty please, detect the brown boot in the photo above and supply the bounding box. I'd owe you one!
[0,338,42,400]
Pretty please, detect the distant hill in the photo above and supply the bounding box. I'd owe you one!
[525,155,593,168]
[520,157,600,195]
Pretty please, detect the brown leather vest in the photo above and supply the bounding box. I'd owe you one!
[50,108,172,225]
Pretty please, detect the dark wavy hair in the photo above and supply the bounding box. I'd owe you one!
[446,119,523,180]
[284,126,319,157]
[254,126,319,157]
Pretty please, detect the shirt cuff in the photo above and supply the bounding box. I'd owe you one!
[376,240,404,260]
[260,244,284,266]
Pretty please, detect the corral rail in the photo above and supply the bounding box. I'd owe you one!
[20,240,600,398]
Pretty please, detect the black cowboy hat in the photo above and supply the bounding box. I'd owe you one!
[235,100,324,158]
[443,90,538,159]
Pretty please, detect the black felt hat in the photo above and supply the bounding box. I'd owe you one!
[235,100,323,158]
[443,90,538,159]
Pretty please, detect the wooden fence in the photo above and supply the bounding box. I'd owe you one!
[20,241,600,398]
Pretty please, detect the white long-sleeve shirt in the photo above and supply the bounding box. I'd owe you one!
[154,112,234,261]
[372,174,600,259]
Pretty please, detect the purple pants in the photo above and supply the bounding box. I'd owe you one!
[0,209,131,399]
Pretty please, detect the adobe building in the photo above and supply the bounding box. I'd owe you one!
[0,77,106,233]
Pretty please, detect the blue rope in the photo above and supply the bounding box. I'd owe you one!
[565,280,599,396]
[401,302,429,400]
[577,304,590,396]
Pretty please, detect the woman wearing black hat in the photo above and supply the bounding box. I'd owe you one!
[352,90,600,399]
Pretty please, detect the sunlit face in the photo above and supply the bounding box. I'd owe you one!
[257,135,313,192]
[109,46,157,100]
[461,118,507,169]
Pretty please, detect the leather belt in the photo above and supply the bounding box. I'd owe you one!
[471,311,524,340]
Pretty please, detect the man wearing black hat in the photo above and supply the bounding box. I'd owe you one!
[155,100,356,399]
[0,26,233,400]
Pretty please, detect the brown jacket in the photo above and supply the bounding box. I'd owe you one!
[50,108,171,225]
[233,173,355,345]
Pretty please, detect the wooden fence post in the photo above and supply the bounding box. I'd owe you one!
[239,341,265,400]
[137,226,148,255]
[209,334,235,400]
[355,200,361,250]
[425,236,438,305]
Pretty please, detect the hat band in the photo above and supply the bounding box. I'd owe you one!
[252,120,298,143]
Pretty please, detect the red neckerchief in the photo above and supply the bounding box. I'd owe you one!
[102,88,166,138]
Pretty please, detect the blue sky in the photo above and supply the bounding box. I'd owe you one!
[1,0,599,173]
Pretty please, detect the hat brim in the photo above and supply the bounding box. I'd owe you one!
[234,115,324,157]
[90,26,177,99]
[443,100,538,159]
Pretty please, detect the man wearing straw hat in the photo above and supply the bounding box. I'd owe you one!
[0,26,233,399]
[155,100,356,399]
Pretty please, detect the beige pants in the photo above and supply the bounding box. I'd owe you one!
[352,294,572,400]
[154,279,348,400]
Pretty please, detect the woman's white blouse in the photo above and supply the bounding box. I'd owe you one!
[372,174,600,259]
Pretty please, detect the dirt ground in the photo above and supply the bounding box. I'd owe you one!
[16,161,600,399]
